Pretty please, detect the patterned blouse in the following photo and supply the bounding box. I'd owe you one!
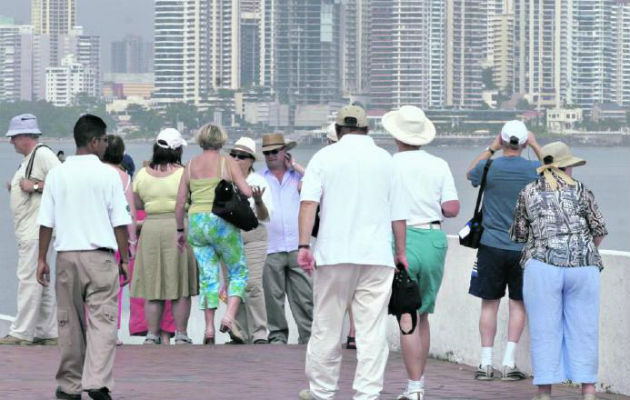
[510,171,608,269]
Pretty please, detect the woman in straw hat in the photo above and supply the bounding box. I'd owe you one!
[225,137,273,343]
[175,124,252,345]
[510,142,608,400]
[131,128,198,345]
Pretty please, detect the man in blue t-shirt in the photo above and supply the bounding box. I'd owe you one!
[466,120,541,382]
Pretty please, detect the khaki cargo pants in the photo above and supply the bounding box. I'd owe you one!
[55,250,119,395]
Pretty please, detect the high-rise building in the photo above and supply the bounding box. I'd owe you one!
[513,0,571,109]
[0,19,34,101]
[445,0,486,108]
[31,0,76,65]
[274,1,341,105]
[369,0,445,110]
[339,0,369,97]
[153,0,239,104]
[259,0,276,89]
[514,0,628,109]
[489,13,513,92]
[111,35,153,73]
[609,0,629,107]
[46,54,97,106]
[240,8,260,88]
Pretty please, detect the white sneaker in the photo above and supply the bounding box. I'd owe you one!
[397,389,424,400]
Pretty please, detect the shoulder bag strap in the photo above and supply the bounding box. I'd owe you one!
[25,144,51,180]
[473,159,493,218]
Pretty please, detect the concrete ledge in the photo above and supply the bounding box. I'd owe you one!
[386,236,630,396]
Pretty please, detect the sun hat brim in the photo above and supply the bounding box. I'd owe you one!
[262,141,296,152]
[558,156,586,169]
[230,144,258,160]
[382,110,436,146]
[6,128,42,137]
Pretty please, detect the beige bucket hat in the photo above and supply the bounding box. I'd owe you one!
[540,141,586,169]
[382,105,436,146]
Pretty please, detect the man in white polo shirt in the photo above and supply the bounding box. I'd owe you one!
[297,105,409,400]
[383,105,460,400]
[37,114,131,400]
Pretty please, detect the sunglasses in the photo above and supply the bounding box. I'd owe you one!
[263,149,282,156]
[230,152,253,160]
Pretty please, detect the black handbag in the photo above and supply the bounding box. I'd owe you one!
[388,263,422,335]
[211,156,259,232]
[459,159,493,249]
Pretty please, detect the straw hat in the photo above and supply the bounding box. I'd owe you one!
[230,137,258,160]
[382,105,436,146]
[540,141,585,169]
[261,133,296,152]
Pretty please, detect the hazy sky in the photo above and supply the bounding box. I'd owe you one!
[0,0,154,72]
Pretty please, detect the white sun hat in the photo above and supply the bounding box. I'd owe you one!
[6,113,42,137]
[230,136,258,160]
[500,120,528,148]
[325,122,338,142]
[156,128,187,149]
[382,105,436,146]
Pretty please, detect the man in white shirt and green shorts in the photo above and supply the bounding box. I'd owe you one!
[383,105,460,400]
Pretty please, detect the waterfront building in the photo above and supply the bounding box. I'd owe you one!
[339,0,369,97]
[0,19,34,102]
[46,54,97,106]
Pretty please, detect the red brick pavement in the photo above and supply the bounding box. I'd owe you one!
[0,345,627,400]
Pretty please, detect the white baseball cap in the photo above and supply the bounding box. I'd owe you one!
[156,128,187,149]
[6,113,42,137]
[500,120,528,148]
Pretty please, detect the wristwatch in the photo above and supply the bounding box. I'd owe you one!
[485,147,496,155]
[33,183,40,193]
[298,244,310,249]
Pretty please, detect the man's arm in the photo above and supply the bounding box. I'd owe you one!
[114,225,130,286]
[297,201,319,274]
[527,131,542,160]
[36,226,53,286]
[467,134,501,179]
[441,200,460,218]
[392,220,408,269]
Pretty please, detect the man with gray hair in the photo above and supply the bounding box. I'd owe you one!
[466,120,541,381]
[1,114,60,346]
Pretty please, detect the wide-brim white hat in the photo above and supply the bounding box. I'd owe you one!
[382,105,436,146]
[230,136,258,160]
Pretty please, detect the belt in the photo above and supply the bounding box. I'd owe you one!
[409,221,441,230]
[95,247,115,254]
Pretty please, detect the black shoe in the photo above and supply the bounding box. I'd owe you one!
[253,339,268,344]
[88,387,112,400]
[55,387,81,400]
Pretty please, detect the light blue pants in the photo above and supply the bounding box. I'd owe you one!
[523,259,600,386]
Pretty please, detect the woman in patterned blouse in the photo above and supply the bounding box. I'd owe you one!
[510,142,607,400]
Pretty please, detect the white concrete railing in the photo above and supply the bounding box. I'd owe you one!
[384,236,630,396]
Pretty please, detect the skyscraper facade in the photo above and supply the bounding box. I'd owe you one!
[274,0,341,105]
[153,0,239,103]
[369,0,445,110]
[610,0,630,106]
[31,0,76,65]
[240,2,260,87]
[112,35,153,74]
[445,0,486,108]
[0,20,34,101]
[339,0,369,97]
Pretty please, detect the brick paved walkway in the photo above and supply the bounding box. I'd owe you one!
[0,345,627,400]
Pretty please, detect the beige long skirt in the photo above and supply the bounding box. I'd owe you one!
[131,213,198,301]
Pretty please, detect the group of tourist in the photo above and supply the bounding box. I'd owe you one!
[2,105,607,400]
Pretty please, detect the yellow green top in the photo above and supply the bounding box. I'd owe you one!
[188,177,221,214]
[132,167,183,214]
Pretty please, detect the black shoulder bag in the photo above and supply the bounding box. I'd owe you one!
[388,263,422,335]
[459,159,493,249]
[211,156,259,231]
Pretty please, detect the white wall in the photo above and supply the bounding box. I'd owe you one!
[386,236,630,396]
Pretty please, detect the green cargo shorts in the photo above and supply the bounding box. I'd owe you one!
[403,227,448,314]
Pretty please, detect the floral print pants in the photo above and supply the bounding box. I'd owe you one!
[188,212,248,309]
